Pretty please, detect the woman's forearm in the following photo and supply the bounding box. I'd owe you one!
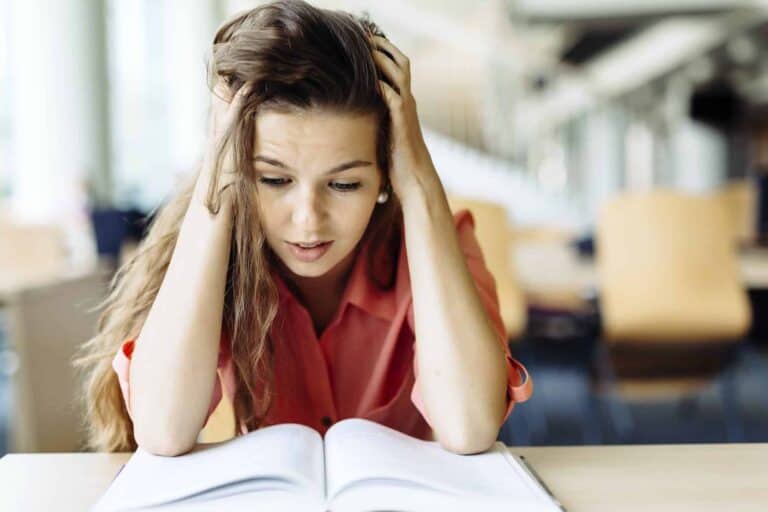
[401,172,508,455]
[129,174,233,456]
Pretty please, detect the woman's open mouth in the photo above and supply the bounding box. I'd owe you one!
[286,241,334,262]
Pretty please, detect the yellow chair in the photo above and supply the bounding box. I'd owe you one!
[713,179,756,246]
[595,189,752,441]
[199,393,236,443]
[447,197,527,341]
[598,190,750,344]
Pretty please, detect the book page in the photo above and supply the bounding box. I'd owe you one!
[323,419,559,511]
[92,423,325,511]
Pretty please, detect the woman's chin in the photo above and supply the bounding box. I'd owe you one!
[277,255,337,278]
[286,262,332,278]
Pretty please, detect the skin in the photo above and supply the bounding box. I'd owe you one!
[249,35,511,454]
[253,110,383,335]
[370,34,509,454]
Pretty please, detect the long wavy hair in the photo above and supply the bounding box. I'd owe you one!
[75,0,402,452]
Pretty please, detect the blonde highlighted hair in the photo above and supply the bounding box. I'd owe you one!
[75,0,402,451]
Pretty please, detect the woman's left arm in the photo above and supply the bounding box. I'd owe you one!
[371,36,509,454]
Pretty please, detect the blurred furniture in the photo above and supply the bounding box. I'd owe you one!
[595,190,752,442]
[513,243,768,299]
[754,172,768,246]
[3,443,767,511]
[715,179,757,246]
[447,197,527,340]
[198,395,236,443]
[0,220,69,293]
[89,208,151,264]
[598,190,750,343]
[514,238,595,313]
[4,268,109,452]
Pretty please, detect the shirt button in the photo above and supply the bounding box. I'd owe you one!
[321,416,333,427]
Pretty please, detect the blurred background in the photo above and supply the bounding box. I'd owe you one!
[1,0,768,454]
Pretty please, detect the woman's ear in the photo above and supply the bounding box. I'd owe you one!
[376,182,392,204]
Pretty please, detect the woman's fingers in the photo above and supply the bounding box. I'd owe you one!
[212,79,232,102]
[203,80,253,188]
[210,81,251,140]
[222,83,251,124]
[370,35,410,96]
[372,50,404,95]
[371,35,410,71]
[378,79,401,109]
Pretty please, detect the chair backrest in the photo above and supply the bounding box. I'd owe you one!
[6,268,108,452]
[199,396,236,443]
[596,190,751,344]
[447,197,526,339]
[714,180,756,245]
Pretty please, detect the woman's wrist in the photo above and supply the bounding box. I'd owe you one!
[192,165,234,215]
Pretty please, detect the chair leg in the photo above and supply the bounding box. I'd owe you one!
[500,402,533,446]
[740,342,768,410]
[511,341,548,444]
[595,343,635,443]
[581,389,604,445]
[718,347,745,442]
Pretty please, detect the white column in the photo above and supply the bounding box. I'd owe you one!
[581,108,625,219]
[109,0,217,211]
[161,0,218,186]
[672,119,727,193]
[7,0,105,265]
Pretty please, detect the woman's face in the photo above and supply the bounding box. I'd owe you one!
[253,108,383,279]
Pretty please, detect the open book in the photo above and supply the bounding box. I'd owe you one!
[92,418,563,512]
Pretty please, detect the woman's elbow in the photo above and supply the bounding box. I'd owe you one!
[435,420,500,455]
[134,425,196,457]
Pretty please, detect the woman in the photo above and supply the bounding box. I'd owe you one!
[76,0,532,456]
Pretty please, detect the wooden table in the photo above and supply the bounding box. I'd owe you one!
[1,443,766,511]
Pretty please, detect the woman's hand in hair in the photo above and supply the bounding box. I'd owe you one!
[369,35,439,204]
[201,80,252,192]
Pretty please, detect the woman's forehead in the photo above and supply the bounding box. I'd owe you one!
[254,109,378,157]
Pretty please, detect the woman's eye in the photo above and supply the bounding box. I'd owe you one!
[331,182,361,192]
[258,177,360,192]
[258,177,290,187]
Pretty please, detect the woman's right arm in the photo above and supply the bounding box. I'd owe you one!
[128,83,248,456]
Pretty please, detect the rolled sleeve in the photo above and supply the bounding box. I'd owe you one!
[111,333,229,424]
[408,209,532,428]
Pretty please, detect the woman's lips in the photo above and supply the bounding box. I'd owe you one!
[286,241,333,262]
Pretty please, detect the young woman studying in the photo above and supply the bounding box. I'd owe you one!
[76,0,532,457]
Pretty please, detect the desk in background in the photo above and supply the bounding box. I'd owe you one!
[515,243,768,300]
[515,243,768,327]
[0,264,110,452]
[1,443,766,511]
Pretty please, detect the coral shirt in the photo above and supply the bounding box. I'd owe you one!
[112,209,532,440]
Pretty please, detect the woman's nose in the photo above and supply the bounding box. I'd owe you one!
[291,188,326,229]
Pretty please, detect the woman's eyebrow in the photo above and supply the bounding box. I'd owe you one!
[253,155,373,175]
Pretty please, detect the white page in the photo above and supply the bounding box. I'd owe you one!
[323,419,559,511]
[92,423,324,512]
